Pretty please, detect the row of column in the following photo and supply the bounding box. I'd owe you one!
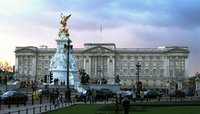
[15,55,36,80]
[83,55,115,79]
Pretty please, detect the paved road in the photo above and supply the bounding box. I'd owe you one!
[1,101,73,114]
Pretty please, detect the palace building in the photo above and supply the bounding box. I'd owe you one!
[14,43,189,89]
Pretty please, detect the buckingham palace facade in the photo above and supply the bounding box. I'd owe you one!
[14,43,189,89]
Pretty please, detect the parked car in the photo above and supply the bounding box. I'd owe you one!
[195,89,200,96]
[75,90,87,102]
[168,89,186,98]
[89,89,114,101]
[99,89,116,98]
[144,90,162,99]
[120,91,135,99]
[75,89,115,102]
[38,89,48,97]
[0,91,28,104]
[183,89,195,96]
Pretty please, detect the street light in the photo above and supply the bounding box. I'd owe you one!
[64,38,72,89]
[136,62,141,97]
[4,72,8,91]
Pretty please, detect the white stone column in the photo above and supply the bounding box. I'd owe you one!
[195,77,200,90]
[178,78,183,90]
[94,56,97,77]
[107,56,110,77]
[164,57,169,78]
[178,82,182,90]
[107,56,114,77]
[83,56,86,70]
[88,56,91,76]
[185,58,189,78]
[32,56,36,79]
[112,56,115,77]
[22,56,25,78]
[28,56,30,75]
[15,56,19,79]
[84,56,90,74]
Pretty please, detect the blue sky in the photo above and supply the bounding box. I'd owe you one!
[0,0,199,76]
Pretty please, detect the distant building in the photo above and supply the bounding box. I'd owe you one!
[14,43,189,89]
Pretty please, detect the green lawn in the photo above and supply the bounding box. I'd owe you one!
[137,106,200,114]
[46,104,200,114]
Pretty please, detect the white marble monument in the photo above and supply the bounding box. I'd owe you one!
[49,13,81,91]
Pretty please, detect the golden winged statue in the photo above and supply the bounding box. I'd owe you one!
[60,13,71,27]
[59,13,72,36]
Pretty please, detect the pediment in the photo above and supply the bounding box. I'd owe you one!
[15,47,37,53]
[83,46,114,53]
[166,47,189,53]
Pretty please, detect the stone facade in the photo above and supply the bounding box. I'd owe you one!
[14,43,189,89]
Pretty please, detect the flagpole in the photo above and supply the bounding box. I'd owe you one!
[100,26,102,42]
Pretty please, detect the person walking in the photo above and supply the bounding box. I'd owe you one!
[55,88,60,107]
[51,89,55,105]
[92,89,96,103]
[86,87,92,103]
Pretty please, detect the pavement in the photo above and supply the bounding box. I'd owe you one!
[0,102,74,114]
[0,100,116,114]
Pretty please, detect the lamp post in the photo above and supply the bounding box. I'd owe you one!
[14,70,18,80]
[4,72,8,91]
[136,62,141,97]
[64,39,71,89]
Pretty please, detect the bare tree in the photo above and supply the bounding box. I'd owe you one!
[0,60,13,83]
[0,60,13,72]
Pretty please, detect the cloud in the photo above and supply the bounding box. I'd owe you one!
[0,0,199,76]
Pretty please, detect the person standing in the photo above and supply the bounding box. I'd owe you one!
[55,88,60,107]
[92,89,96,103]
[65,87,71,103]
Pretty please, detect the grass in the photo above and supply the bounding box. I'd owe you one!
[137,106,200,114]
[46,104,107,114]
[45,104,200,114]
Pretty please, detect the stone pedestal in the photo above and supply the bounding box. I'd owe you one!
[88,83,121,93]
[49,32,79,87]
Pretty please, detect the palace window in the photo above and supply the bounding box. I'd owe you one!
[170,61,173,67]
[175,61,179,67]
[124,69,127,76]
[153,62,156,67]
[170,70,173,77]
[160,69,164,77]
[116,61,120,66]
[145,62,149,67]
[145,69,150,76]
[160,61,163,67]
[24,59,28,65]
[131,61,134,66]
[153,69,156,76]
[124,61,127,67]
[131,69,135,76]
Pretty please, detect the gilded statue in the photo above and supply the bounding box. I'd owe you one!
[60,13,71,27]
[59,13,71,36]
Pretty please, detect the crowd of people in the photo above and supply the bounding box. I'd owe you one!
[50,87,72,107]
[85,87,97,104]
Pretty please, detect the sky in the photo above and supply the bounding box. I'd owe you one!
[0,0,199,76]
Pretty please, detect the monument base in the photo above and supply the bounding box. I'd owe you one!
[87,83,121,93]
